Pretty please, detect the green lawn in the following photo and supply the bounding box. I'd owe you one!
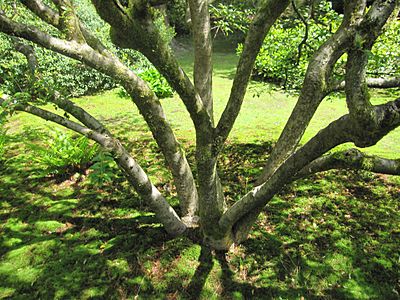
[10,38,400,158]
[0,40,399,299]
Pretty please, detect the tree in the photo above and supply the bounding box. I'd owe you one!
[0,0,400,250]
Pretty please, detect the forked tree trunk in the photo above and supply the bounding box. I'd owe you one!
[1,0,400,251]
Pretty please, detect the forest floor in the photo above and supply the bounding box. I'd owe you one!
[0,38,399,299]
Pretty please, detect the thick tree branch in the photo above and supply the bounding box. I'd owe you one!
[329,77,400,93]
[215,0,290,148]
[345,49,374,121]
[0,12,199,219]
[20,0,60,27]
[0,97,186,235]
[90,0,128,29]
[21,0,111,56]
[219,114,352,235]
[296,148,400,178]
[220,96,400,239]
[91,0,213,132]
[188,0,213,119]
[256,0,397,185]
[49,0,85,42]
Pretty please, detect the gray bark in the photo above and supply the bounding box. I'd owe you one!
[0,4,199,221]
[256,0,396,185]
[215,0,290,149]
[330,77,400,92]
[297,148,400,178]
[188,0,213,119]
[1,0,400,250]
[0,97,186,236]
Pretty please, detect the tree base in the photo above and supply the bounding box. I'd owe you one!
[204,231,235,251]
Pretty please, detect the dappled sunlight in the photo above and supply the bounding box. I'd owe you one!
[1,132,399,298]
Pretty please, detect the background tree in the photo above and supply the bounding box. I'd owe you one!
[0,0,400,251]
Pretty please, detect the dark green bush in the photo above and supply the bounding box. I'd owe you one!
[167,0,190,35]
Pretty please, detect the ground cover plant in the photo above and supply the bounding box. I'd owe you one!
[0,0,400,298]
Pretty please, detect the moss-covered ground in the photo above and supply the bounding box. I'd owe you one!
[0,38,399,299]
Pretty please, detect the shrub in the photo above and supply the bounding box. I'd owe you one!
[167,0,191,35]
[241,1,340,90]
[368,19,400,78]
[139,69,174,98]
[209,3,255,36]
[119,68,174,99]
[27,129,100,177]
[87,151,121,186]
[245,2,400,91]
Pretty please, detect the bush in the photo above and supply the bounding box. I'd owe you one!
[119,68,174,99]
[209,2,255,36]
[167,0,190,35]
[368,19,400,78]
[87,151,121,186]
[27,129,100,177]
[245,2,400,91]
[241,1,340,90]
[139,69,174,98]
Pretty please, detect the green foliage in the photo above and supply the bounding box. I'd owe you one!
[368,19,400,78]
[153,8,176,45]
[167,0,190,35]
[35,49,116,97]
[0,0,147,99]
[246,2,400,91]
[119,68,174,99]
[139,69,174,98]
[210,3,255,36]
[242,2,340,90]
[87,151,120,186]
[27,129,99,177]
[0,37,116,98]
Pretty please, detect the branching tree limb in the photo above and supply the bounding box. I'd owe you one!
[1,0,399,250]
[329,77,400,93]
[221,95,400,241]
[256,0,397,185]
[91,0,213,131]
[215,0,290,149]
[296,148,400,178]
[188,0,213,119]
[0,6,199,221]
[0,97,186,235]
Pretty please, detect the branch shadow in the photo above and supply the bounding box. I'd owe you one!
[185,246,214,299]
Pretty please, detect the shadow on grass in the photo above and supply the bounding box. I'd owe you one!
[1,137,399,299]
[186,246,214,299]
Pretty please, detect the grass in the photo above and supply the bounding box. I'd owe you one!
[0,37,399,299]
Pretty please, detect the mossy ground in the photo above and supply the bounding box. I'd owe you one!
[0,38,399,299]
